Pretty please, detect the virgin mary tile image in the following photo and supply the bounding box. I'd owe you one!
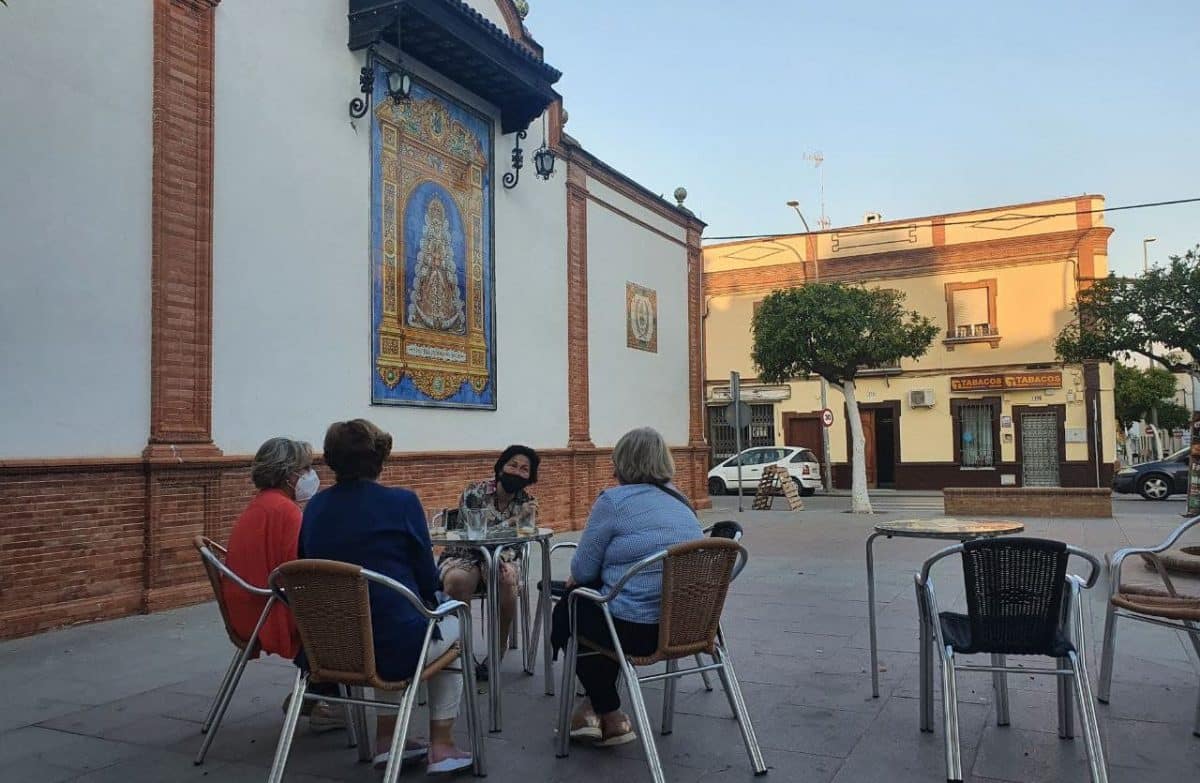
[370,73,495,408]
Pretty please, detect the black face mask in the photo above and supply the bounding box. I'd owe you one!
[498,472,530,494]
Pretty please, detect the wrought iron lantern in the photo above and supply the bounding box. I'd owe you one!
[349,47,411,120]
[533,143,556,180]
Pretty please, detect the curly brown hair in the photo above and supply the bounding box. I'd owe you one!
[323,419,393,482]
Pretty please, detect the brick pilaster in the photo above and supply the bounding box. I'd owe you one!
[145,0,222,461]
[565,160,593,449]
[687,226,707,448]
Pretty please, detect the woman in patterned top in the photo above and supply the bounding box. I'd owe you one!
[439,445,540,681]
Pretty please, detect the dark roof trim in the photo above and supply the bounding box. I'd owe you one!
[561,134,705,233]
[349,0,561,133]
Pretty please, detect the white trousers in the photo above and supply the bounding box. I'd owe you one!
[374,616,463,721]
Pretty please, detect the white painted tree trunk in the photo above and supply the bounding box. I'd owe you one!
[842,379,873,514]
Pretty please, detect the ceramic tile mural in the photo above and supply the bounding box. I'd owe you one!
[626,282,658,353]
[371,71,495,408]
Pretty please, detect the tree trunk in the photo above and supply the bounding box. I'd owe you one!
[842,379,873,514]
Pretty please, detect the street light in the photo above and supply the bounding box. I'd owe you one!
[1143,236,1157,273]
[785,200,832,492]
[785,200,816,280]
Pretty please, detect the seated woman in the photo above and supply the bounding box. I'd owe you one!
[557,427,703,746]
[299,419,472,774]
[438,445,540,681]
[223,437,342,731]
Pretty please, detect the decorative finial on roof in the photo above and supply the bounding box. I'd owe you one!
[514,0,530,19]
[673,187,688,207]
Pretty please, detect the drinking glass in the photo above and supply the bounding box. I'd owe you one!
[461,508,485,540]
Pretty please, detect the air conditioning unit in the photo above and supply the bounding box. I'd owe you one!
[908,389,936,408]
[863,211,883,224]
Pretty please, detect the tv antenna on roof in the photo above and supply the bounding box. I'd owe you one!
[804,151,830,230]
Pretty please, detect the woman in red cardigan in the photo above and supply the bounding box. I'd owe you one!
[223,437,341,730]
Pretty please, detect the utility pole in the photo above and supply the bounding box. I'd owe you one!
[784,199,833,492]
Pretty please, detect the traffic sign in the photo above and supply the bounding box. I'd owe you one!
[724,401,752,429]
[820,408,835,427]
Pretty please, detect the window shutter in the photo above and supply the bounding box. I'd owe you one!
[953,288,989,331]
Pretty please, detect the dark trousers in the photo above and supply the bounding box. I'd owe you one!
[560,598,658,714]
[293,649,340,704]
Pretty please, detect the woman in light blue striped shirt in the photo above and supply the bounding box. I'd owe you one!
[559,427,702,746]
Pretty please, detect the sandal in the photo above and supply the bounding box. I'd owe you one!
[568,708,602,742]
[595,714,637,747]
[372,740,430,770]
[426,753,474,775]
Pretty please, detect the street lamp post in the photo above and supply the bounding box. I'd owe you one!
[786,200,832,493]
[1143,236,1157,273]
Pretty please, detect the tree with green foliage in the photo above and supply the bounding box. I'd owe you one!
[751,283,938,513]
[1057,246,1200,383]
[1157,402,1191,433]
[1113,363,1179,429]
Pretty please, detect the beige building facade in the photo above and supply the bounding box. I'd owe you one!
[703,196,1117,491]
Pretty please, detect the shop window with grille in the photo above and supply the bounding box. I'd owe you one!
[708,403,777,462]
[955,401,997,468]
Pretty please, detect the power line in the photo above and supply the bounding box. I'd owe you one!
[702,197,1200,243]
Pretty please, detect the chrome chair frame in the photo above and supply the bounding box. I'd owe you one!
[1098,514,1200,737]
[554,542,767,783]
[193,539,284,766]
[531,522,743,689]
[265,564,486,782]
[915,541,1107,783]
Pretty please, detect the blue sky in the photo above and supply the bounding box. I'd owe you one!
[529,0,1200,275]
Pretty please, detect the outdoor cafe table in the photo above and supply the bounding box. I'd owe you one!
[865,517,1025,705]
[428,526,555,732]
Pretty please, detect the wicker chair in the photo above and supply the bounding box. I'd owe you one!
[1098,514,1200,738]
[265,559,485,783]
[554,538,766,783]
[191,535,284,765]
[530,520,745,690]
[915,538,1107,783]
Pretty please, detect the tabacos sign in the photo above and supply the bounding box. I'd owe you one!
[950,372,1063,393]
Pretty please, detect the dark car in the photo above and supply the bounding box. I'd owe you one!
[1112,448,1191,500]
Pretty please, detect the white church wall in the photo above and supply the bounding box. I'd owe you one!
[0,0,153,457]
[586,186,691,447]
[211,0,568,454]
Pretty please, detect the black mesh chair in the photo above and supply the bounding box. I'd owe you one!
[915,538,1107,783]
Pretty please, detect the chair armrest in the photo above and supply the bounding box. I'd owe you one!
[360,568,460,621]
[1108,514,1200,593]
[1065,545,1103,589]
[431,599,470,618]
[550,542,579,554]
[200,546,272,597]
[916,543,965,586]
[566,586,610,605]
[565,550,671,607]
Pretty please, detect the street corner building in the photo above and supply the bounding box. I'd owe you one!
[703,196,1117,492]
[0,0,708,639]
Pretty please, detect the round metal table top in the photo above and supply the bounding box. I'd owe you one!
[428,526,554,547]
[873,517,1025,540]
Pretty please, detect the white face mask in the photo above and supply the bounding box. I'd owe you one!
[293,468,320,503]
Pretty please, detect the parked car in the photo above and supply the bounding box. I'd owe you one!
[708,446,821,496]
[1112,448,1190,500]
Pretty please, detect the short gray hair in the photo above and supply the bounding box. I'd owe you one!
[250,438,313,490]
[612,427,675,485]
